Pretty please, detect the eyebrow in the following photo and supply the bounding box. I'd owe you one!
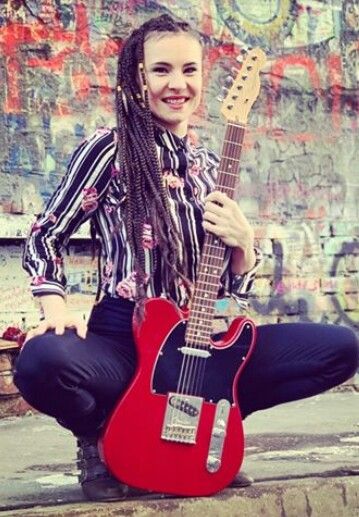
[150,61,199,67]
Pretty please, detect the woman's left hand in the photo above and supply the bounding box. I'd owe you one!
[203,191,254,251]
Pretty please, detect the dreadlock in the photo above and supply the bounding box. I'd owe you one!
[115,14,200,316]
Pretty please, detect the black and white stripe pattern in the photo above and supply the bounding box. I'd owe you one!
[23,126,262,308]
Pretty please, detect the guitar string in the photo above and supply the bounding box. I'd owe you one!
[193,125,244,398]
[177,124,243,399]
[191,264,221,396]
[174,131,240,433]
[191,141,242,393]
[178,256,221,396]
[173,124,244,438]
[176,242,223,395]
[182,124,244,400]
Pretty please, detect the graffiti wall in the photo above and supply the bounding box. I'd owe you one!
[0,0,358,331]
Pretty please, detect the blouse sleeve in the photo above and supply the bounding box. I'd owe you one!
[22,128,117,298]
[219,246,263,311]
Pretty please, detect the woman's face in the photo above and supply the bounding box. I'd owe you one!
[142,32,203,137]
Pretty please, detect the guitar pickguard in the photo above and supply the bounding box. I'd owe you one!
[152,320,254,403]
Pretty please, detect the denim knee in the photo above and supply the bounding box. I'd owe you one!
[335,326,359,379]
[14,331,72,398]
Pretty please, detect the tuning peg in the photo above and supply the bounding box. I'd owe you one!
[217,85,228,102]
[224,75,234,88]
[235,48,247,62]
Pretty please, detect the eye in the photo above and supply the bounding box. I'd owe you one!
[184,66,198,74]
[152,66,169,74]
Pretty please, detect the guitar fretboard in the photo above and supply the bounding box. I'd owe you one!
[185,123,245,348]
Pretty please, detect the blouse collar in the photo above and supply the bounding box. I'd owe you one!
[154,125,188,153]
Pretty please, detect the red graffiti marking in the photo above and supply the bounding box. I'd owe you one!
[0,2,120,113]
[266,52,357,134]
[327,53,343,130]
[268,54,321,123]
[1,1,356,137]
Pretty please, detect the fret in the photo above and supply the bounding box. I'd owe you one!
[189,310,215,320]
[185,333,211,342]
[186,325,212,339]
[193,296,216,305]
[186,324,212,333]
[222,146,242,153]
[200,252,222,259]
[191,298,216,306]
[190,308,215,317]
[198,272,221,279]
[191,301,214,310]
[193,292,217,300]
[195,280,219,288]
[186,326,211,333]
[201,248,223,255]
[200,257,223,266]
[217,170,238,177]
[190,305,214,314]
[221,155,241,162]
[223,139,243,146]
[221,149,241,162]
[203,240,224,247]
[199,259,222,266]
[197,278,219,292]
[228,122,245,129]
[205,242,224,248]
[197,268,222,276]
[186,330,211,339]
[186,328,211,336]
[187,319,212,327]
[186,327,211,333]
[186,328,210,334]
[186,325,212,333]
[199,266,221,274]
[191,301,215,311]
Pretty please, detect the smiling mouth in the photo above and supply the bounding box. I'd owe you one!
[162,97,189,105]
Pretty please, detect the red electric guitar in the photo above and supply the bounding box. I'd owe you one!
[100,48,266,496]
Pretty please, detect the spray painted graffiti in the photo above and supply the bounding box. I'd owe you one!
[0,0,357,330]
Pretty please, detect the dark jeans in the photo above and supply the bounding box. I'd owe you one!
[14,295,359,437]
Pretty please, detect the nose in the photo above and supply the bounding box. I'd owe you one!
[168,71,187,90]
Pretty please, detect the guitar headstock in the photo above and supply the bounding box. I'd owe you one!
[220,48,266,125]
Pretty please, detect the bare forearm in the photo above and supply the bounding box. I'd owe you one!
[25,294,87,343]
[39,294,67,319]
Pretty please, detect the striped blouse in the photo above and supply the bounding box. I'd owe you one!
[23,126,262,310]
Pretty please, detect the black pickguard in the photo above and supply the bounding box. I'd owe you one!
[152,320,254,403]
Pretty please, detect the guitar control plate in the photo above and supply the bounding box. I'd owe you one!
[206,399,230,473]
[161,393,203,444]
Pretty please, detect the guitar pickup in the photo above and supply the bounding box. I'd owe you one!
[161,393,203,444]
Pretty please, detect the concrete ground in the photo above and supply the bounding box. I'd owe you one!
[0,391,358,516]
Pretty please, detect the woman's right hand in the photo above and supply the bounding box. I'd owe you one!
[24,295,88,344]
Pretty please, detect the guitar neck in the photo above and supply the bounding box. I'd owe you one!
[186,123,246,347]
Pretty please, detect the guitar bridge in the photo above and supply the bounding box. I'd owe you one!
[161,393,203,444]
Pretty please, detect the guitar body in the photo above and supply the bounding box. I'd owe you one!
[101,297,256,496]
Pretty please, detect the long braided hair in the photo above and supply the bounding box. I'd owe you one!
[115,14,200,314]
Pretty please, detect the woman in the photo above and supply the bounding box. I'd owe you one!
[14,14,358,502]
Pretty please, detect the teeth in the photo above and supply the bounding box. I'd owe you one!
[165,98,186,104]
